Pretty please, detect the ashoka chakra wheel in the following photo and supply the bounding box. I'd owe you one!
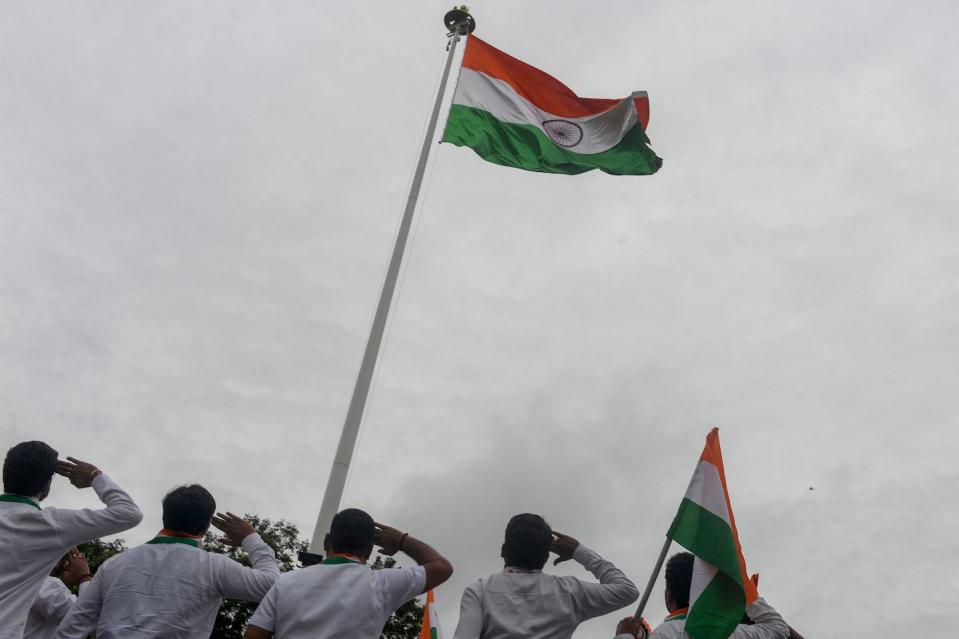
[542,119,584,148]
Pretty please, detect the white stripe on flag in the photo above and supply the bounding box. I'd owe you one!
[452,68,639,155]
[683,460,731,524]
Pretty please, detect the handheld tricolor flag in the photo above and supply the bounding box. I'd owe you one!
[420,590,444,639]
[666,428,759,639]
[442,36,662,176]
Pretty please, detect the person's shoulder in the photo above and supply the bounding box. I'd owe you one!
[372,563,421,582]
[465,572,498,592]
[552,572,591,589]
[650,619,685,639]
[38,575,70,595]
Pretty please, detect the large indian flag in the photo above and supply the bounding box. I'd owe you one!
[442,36,662,176]
[667,428,759,639]
[419,590,444,639]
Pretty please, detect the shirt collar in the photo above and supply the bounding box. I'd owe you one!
[321,553,365,565]
[503,566,542,574]
[0,494,41,510]
[665,607,689,621]
[146,529,203,548]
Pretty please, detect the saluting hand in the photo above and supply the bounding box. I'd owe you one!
[61,548,92,588]
[212,512,256,546]
[373,523,406,556]
[550,531,580,565]
[54,458,101,489]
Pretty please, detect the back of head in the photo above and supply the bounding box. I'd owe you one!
[329,508,375,557]
[3,441,58,497]
[162,485,216,535]
[502,513,552,570]
[665,552,694,608]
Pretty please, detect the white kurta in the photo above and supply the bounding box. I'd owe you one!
[0,474,143,639]
[55,533,279,638]
[634,598,789,639]
[247,559,426,639]
[24,578,89,639]
[452,544,639,639]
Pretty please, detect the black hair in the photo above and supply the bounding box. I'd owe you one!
[502,513,552,570]
[665,552,695,608]
[3,441,58,497]
[329,508,375,556]
[161,485,216,535]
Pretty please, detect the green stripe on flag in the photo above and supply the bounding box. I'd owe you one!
[442,105,662,176]
[668,498,743,587]
[682,571,744,639]
[430,629,438,639]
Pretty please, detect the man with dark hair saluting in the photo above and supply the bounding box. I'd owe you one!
[243,508,453,638]
[56,484,279,638]
[614,552,793,639]
[0,441,142,639]
[453,513,639,639]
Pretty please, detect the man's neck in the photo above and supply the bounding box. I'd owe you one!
[327,551,367,564]
[158,528,204,540]
[503,565,542,574]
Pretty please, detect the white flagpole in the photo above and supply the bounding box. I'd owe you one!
[305,8,476,560]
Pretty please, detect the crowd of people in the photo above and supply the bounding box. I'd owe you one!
[1,441,801,638]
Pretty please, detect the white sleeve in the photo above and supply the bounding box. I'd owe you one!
[212,533,280,601]
[30,578,77,624]
[730,598,790,639]
[568,544,640,620]
[247,580,280,633]
[452,581,484,639]
[47,474,143,548]
[376,565,427,614]
[54,572,103,638]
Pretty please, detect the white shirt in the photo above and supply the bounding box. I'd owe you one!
[24,578,89,639]
[55,532,280,638]
[453,544,639,639]
[631,598,789,639]
[248,557,427,638]
[0,474,143,639]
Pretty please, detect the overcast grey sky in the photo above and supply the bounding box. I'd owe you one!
[2,1,958,637]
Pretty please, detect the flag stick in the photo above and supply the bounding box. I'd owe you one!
[304,9,475,560]
[635,537,672,618]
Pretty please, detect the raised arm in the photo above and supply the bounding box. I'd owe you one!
[211,512,280,601]
[729,598,789,639]
[552,532,639,620]
[49,458,143,547]
[374,523,453,593]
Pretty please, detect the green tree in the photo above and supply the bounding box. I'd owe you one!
[77,537,127,575]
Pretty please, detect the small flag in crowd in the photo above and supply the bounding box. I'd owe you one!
[667,428,759,639]
[442,36,662,176]
[420,590,444,639]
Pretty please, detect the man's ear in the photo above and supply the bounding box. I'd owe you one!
[323,533,332,554]
[664,589,677,612]
[500,543,506,560]
[37,477,53,502]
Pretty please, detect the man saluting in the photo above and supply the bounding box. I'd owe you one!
[56,484,280,638]
[0,441,142,639]
[243,508,453,638]
[453,513,639,639]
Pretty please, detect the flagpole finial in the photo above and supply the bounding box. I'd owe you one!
[444,5,476,35]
